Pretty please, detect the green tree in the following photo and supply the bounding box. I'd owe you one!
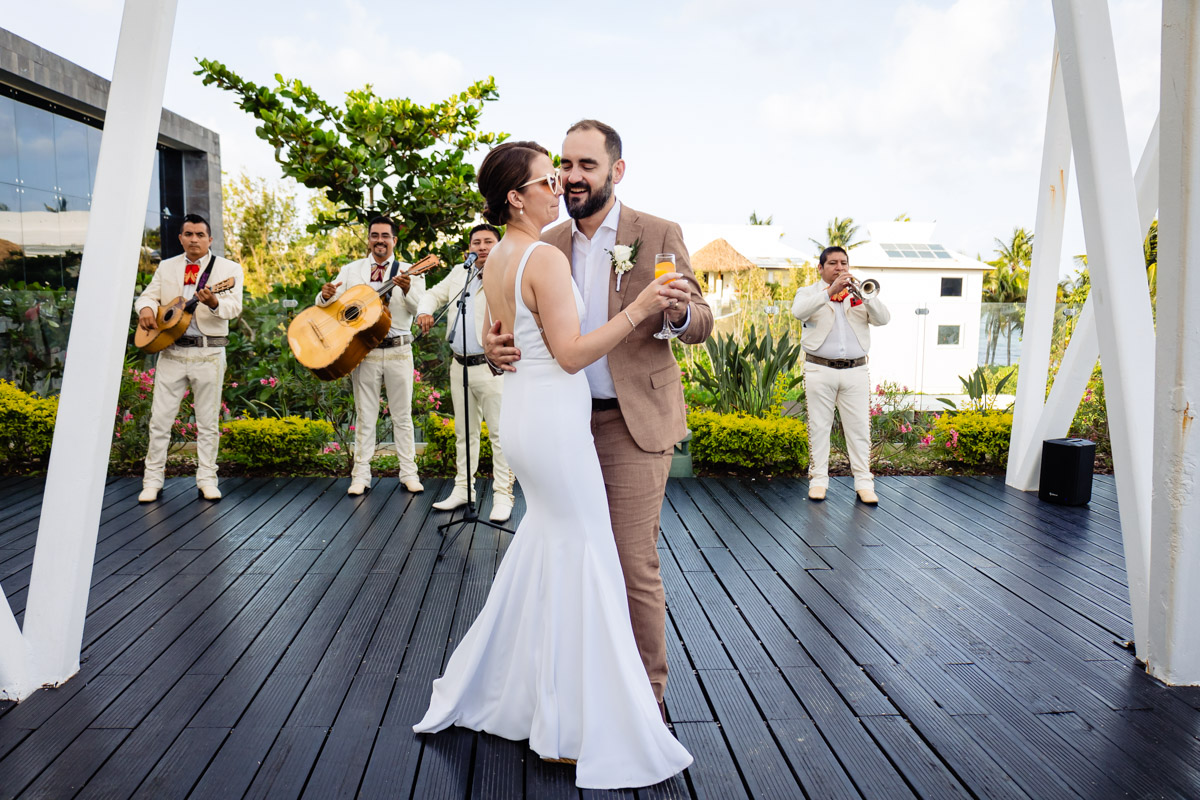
[809,216,865,254]
[981,227,1033,365]
[195,60,506,267]
[749,211,773,225]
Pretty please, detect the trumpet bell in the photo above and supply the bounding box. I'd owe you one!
[858,278,880,300]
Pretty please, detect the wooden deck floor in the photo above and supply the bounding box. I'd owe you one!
[1,474,1199,799]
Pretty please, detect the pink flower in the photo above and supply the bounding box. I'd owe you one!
[948,429,960,449]
[231,381,239,388]
[382,406,389,416]
[413,369,422,382]
[123,412,134,422]
[260,378,269,385]
[349,425,355,432]
[919,434,933,449]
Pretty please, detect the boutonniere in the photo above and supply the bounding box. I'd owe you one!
[607,238,641,291]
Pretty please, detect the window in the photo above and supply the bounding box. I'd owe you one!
[940,277,963,297]
[937,325,961,346]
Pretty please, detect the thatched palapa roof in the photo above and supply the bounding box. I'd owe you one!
[690,237,756,274]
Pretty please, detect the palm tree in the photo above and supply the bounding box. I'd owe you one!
[982,227,1033,364]
[809,216,866,254]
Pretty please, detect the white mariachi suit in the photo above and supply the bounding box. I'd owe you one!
[134,252,244,491]
[416,264,513,504]
[791,280,890,492]
[317,256,426,486]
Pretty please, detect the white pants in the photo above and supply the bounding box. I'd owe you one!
[804,361,873,491]
[350,346,417,485]
[143,346,225,490]
[448,360,513,501]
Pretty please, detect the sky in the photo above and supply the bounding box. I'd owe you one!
[5,0,1163,275]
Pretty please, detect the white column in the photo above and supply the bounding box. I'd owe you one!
[0,0,179,701]
[1147,0,1200,685]
[1052,0,1158,657]
[1007,42,1072,488]
[1009,118,1160,491]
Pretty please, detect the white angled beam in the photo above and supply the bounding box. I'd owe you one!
[1,0,179,701]
[1007,42,1072,489]
[1147,0,1200,685]
[1052,0,1157,657]
[1009,117,1160,492]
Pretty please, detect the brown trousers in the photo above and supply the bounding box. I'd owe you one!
[590,408,673,704]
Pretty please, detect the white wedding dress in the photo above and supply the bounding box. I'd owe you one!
[413,242,692,789]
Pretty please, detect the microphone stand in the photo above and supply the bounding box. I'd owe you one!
[437,261,513,559]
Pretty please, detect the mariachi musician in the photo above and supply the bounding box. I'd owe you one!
[135,213,244,503]
[317,215,426,496]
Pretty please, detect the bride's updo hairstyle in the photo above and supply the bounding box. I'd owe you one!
[479,140,551,225]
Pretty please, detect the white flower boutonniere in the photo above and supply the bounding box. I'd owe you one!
[607,238,641,292]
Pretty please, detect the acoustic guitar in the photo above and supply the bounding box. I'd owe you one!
[288,255,441,381]
[134,277,237,353]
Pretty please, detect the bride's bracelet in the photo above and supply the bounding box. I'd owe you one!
[623,310,637,330]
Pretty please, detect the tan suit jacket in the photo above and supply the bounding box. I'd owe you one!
[791,280,891,353]
[543,205,713,453]
[134,252,244,336]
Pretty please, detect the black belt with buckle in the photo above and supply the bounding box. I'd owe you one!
[806,353,867,369]
[377,335,412,349]
[591,397,620,412]
[174,335,228,348]
[453,353,489,367]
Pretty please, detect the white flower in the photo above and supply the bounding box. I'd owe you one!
[607,237,642,291]
[612,244,633,264]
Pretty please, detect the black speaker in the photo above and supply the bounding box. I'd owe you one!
[1039,438,1096,506]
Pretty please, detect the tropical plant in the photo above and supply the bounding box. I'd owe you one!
[690,324,805,417]
[981,227,1033,364]
[749,211,773,225]
[938,366,1014,413]
[809,216,866,254]
[194,59,505,268]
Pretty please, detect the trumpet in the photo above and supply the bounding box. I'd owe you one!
[847,275,880,301]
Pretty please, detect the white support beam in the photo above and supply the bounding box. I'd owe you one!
[1007,42,1072,489]
[1009,117,1160,492]
[1052,0,1158,657]
[0,0,178,702]
[1147,0,1200,685]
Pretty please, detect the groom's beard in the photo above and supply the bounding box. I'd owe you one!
[565,173,614,220]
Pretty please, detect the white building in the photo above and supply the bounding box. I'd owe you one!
[849,222,991,396]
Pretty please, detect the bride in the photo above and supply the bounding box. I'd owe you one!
[412,140,693,789]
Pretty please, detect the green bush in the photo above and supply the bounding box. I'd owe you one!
[417,412,492,476]
[688,410,808,472]
[691,324,804,417]
[932,410,1012,467]
[220,416,334,469]
[0,379,58,468]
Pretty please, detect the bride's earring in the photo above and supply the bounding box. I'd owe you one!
[519,208,524,215]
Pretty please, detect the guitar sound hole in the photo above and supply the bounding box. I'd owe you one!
[342,305,362,323]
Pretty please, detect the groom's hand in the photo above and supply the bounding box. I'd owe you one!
[484,319,521,374]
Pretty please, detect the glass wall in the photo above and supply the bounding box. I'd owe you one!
[0,90,182,290]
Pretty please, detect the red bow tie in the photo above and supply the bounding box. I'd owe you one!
[184,263,201,285]
[370,262,389,282]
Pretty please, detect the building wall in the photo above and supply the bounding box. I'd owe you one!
[853,266,985,395]
[0,27,222,289]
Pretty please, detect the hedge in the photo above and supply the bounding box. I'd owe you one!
[418,412,493,476]
[688,410,808,472]
[932,410,1012,467]
[0,380,58,468]
[220,416,334,469]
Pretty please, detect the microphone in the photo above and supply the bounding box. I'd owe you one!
[462,252,478,270]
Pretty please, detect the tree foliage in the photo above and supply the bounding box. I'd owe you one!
[809,216,866,254]
[195,60,506,264]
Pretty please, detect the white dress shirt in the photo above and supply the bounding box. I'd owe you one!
[452,272,485,356]
[811,283,868,360]
[571,201,623,399]
[181,250,212,337]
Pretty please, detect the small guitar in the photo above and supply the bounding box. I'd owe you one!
[288,254,441,381]
[135,277,237,353]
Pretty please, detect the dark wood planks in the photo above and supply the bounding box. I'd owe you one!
[2,474,1197,800]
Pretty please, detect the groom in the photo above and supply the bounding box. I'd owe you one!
[486,120,713,710]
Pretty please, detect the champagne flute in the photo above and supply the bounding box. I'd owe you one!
[652,253,678,340]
